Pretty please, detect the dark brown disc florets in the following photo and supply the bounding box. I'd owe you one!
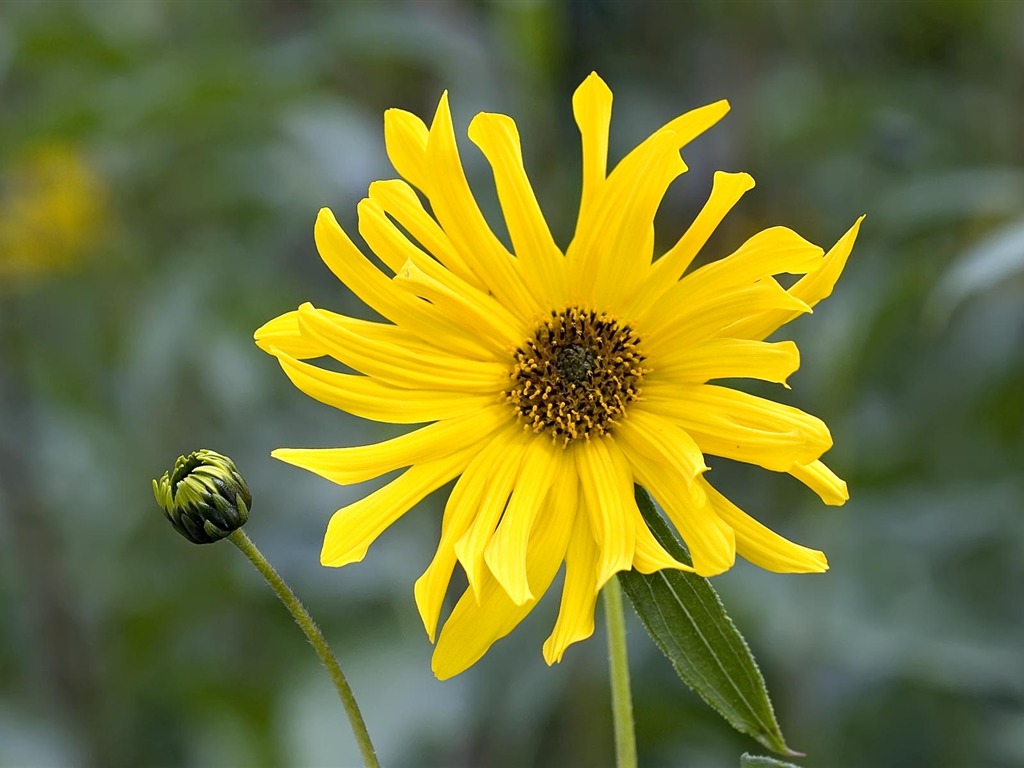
[506,307,647,445]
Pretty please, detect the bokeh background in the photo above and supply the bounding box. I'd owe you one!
[2,1,1023,766]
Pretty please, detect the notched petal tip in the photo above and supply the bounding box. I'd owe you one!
[713,169,755,192]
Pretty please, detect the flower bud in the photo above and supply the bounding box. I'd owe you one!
[153,450,251,544]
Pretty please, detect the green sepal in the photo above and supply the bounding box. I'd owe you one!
[617,485,797,756]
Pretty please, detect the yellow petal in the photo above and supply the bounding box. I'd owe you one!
[727,216,865,341]
[367,179,483,290]
[432,468,575,680]
[254,310,324,359]
[454,431,531,599]
[320,447,476,566]
[701,478,828,573]
[414,426,522,641]
[616,411,735,576]
[571,72,613,241]
[296,303,508,391]
[484,438,563,605]
[652,226,823,321]
[790,459,849,506]
[424,92,540,320]
[618,99,730,174]
[640,279,811,356]
[271,347,495,424]
[356,198,521,353]
[358,195,500,317]
[543,504,599,664]
[631,509,696,574]
[626,171,755,316]
[313,208,494,359]
[791,217,864,308]
[272,405,510,486]
[468,112,567,308]
[642,383,833,470]
[575,437,636,586]
[260,304,448,356]
[355,196,429,276]
[654,338,801,387]
[393,258,524,350]
[570,129,688,309]
[615,408,708,483]
[383,108,430,193]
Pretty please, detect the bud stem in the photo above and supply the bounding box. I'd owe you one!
[227,530,381,768]
[604,576,638,768]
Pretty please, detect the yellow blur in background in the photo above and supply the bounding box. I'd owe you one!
[0,144,107,285]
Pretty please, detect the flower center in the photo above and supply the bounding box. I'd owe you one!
[506,308,647,445]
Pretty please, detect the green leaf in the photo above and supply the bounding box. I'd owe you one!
[618,486,797,755]
[740,754,802,768]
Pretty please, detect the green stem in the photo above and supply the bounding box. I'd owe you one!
[228,530,381,768]
[604,575,638,768]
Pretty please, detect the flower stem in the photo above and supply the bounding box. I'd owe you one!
[228,530,380,768]
[604,575,637,768]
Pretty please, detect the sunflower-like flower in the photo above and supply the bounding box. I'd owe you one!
[257,73,861,680]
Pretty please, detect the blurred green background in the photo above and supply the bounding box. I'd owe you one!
[2,1,1022,766]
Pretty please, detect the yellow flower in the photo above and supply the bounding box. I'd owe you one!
[257,73,861,679]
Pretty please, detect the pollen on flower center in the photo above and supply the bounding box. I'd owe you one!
[506,307,647,445]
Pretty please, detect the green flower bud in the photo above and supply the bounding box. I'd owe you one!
[153,450,251,544]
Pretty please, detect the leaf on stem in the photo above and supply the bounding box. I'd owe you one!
[618,485,797,756]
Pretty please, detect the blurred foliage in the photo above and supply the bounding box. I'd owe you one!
[1,0,1022,766]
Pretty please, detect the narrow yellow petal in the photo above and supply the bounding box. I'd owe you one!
[616,411,736,576]
[791,217,864,308]
[543,505,599,664]
[355,196,429,276]
[272,405,509,486]
[633,474,735,578]
[432,469,575,680]
[296,303,508,391]
[727,216,865,341]
[367,179,484,290]
[570,129,688,309]
[640,279,811,356]
[414,427,521,641]
[454,431,531,599]
[271,347,495,424]
[790,459,849,506]
[615,408,708,483]
[254,310,324,359]
[618,99,730,173]
[393,258,524,350]
[261,304,446,355]
[626,171,755,316]
[642,383,833,470]
[313,208,494,359]
[701,478,828,573]
[320,447,476,567]
[358,195,500,316]
[631,510,696,574]
[468,112,567,307]
[571,72,613,240]
[383,108,430,193]
[642,226,823,330]
[575,437,636,586]
[424,92,541,320]
[654,339,801,387]
[484,438,563,605]
[356,198,523,355]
